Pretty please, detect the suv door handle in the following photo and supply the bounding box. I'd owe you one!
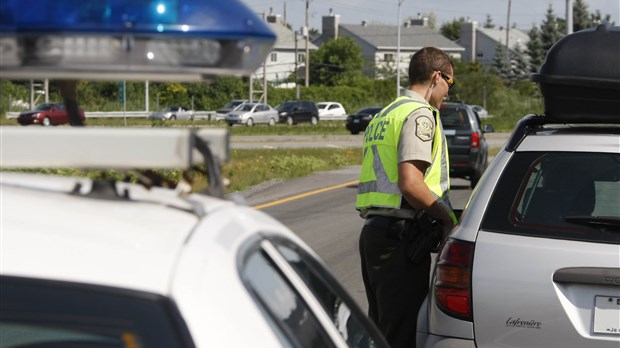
[553,267,620,286]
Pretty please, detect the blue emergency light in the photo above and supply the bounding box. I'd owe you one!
[0,0,276,81]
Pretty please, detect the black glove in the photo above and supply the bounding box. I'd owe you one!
[406,212,443,264]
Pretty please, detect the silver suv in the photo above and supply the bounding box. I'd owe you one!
[417,24,620,348]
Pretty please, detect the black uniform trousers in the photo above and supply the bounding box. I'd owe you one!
[359,217,431,348]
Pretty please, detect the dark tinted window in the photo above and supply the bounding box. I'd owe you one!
[242,246,335,348]
[481,152,620,244]
[274,241,385,348]
[0,276,191,348]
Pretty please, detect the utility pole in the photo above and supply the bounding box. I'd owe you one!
[566,0,573,34]
[295,30,300,98]
[505,0,511,63]
[396,0,405,98]
[304,0,310,87]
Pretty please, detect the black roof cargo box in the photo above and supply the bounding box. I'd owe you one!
[531,24,620,123]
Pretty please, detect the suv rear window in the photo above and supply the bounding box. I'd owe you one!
[481,152,620,244]
[440,106,471,130]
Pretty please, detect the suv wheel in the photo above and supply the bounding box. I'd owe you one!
[286,116,294,126]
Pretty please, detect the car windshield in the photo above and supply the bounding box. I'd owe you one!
[224,101,244,109]
[317,103,328,109]
[239,104,255,112]
[163,106,179,112]
[34,104,55,111]
[275,102,296,111]
[356,108,380,115]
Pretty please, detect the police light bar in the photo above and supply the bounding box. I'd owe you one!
[1,127,230,170]
[0,0,275,81]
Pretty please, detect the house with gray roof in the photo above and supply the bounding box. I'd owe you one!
[253,14,318,84]
[316,14,464,79]
[459,21,530,68]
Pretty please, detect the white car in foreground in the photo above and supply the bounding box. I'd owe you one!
[1,127,389,348]
[317,102,347,120]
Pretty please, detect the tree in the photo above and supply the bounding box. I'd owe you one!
[527,25,545,73]
[540,4,564,52]
[492,43,511,81]
[308,37,364,86]
[483,14,495,28]
[440,17,467,41]
[590,10,613,26]
[511,44,530,82]
[573,0,591,32]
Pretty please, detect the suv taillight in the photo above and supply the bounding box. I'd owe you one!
[470,132,480,148]
[434,238,474,321]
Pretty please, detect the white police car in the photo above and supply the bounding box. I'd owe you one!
[0,1,388,347]
[1,127,388,347]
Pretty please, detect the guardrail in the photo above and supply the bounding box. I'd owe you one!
[5,111,217,120]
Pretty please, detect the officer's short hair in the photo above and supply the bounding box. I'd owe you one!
[408,47,454,85]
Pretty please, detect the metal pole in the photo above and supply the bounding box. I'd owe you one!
[304,0,310,87]
[123,80,127,127]
[145,80,149,112]
[566,0,573,34]
[396,0,404,98]
[505,0,511,63]
[295,30,300,99]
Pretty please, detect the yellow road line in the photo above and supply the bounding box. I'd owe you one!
[253,180,359,209]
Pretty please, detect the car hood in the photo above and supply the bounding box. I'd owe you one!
[226,111,248,117]
[18,111,39,117]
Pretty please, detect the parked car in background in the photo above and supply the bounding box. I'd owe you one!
[345,106,383,135]
[317,102,347,120]
[2,127,389,348]
[471,104,491,119]
[440,102,493,188]
[275,100,319,125]
[214,99,249,121]
[149,106,194,121]
[17,103,85,126]
[225,102,278,126]
[417,24,620,348]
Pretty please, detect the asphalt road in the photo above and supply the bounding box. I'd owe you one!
[240,166,475,311]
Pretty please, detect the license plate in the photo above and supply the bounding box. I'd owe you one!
[593,296,620,335]
[353,119,359,123]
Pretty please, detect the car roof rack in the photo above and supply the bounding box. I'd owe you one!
[2,127,230,197]
[531,23,620,123]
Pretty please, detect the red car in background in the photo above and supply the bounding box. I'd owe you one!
[17,103,85,126]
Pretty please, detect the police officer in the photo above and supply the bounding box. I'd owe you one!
[357,47,457,348]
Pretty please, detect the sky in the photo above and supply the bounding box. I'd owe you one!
[242,0,620,31]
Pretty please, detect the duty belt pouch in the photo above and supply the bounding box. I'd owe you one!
[407,212,443,264]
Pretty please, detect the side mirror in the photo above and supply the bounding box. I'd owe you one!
[483,124,495,133]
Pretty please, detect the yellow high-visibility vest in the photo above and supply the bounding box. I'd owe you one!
[356,96,455,222]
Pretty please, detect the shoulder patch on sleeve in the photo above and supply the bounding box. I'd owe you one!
[415,116,434,142]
